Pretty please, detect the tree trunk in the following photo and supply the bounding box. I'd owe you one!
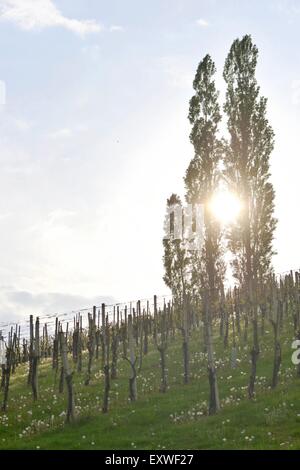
[111,328,119,380]
[128,314,137,401]
[59,331,75,424]
[182,296,190,384]
[1,348,12,412]
[271,298,282,389]
[102,365,110,413]
[204,292,220,415]
[158,347,167,393]
[248,315,259,399]
[85,313,96,386]
[59,366,64,393]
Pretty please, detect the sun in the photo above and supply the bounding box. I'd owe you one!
[209,190,242,224]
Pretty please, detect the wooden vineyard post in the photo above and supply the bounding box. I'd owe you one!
[111,325,119,380]
[220,286,228,349]
[117,306,120,329]
[153,296,158,345]
[11,329,17,374]
[182,293,190,385]
[248,288,260,400]
[290,272,298,334]
[27,315,34,385]
[219,292,225,339]
[41,325,45,359]
[102,318,110,413]
[1,345,12,412]
[270,279,282,389]
[58,321,66,394]
[0,331,5,391]
[12,326,20,372]
[260,295,267,337]
[132,304,138,347]
[234,286,241,337]
[279,278,285,329]
[241,286,248,344]
[52,318,59,371]
[155,303,169,393]
[44,323,49,358]
[204,290,220,415]
[22,339,28,364]
[143,302,149,355]
[137,301,144,372]
[101,304,106,368]
[16,326,21,367]
[229,293,237,369]
[72,315,82,373]
[78,315,82,373]
[72,319,78,364]
[85,308,96,386]
[96,309,101,360]
[122,306,128,358]
[31,317,39,401]
[27,315,39,400]
[124,314,137,402]
[59,330,75,423]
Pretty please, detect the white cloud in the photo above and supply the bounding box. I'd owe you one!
[0,0,101,36]
[0,289,115,327]
[196,18,209,27]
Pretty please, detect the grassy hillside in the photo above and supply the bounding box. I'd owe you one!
[0,321,300,450]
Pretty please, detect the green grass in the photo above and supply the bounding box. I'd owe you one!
[0,321,300,450]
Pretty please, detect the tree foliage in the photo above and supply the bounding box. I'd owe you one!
[223,34,277,289]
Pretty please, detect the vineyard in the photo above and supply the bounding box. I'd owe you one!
[0,0,299,455]
[0,271,300,450]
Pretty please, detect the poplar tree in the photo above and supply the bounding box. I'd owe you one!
[184,54,224,414]
[163,193,190,307]
[223,35,277,398]
[162,194,192,383]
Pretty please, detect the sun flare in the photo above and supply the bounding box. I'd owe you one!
[209,190,242,224]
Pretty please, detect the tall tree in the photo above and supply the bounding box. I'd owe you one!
[184,54,224,414]
[163,194,192,383]
[163,194,190,306]
[223,35,277,398]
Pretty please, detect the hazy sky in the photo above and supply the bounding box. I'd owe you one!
[0,0,299,322]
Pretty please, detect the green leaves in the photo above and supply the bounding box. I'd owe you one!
[186,54,222,204]
[223,34,276,284]
[163,33,276,298]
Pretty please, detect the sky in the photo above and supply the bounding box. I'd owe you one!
[0,0,300,322]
